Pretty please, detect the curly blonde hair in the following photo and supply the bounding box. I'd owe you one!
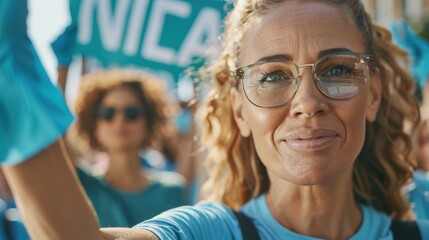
[72,69,178,153]
[200,0,420,219]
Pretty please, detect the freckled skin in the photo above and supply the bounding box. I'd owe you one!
[234,2,380,186]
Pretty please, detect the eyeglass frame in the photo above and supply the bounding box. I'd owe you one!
[235,51,375,108]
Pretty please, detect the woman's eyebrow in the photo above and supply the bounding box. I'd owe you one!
[255,48,354,63]
[318,48,353,58]
[257,54,293,62]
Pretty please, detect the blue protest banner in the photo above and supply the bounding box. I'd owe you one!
[68,0,228,87]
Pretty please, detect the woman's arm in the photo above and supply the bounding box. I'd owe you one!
[1,1,164,239]
[3,140,159,240]
[101,228,158,240]
[57,66,70,94]
[2,139,103,240]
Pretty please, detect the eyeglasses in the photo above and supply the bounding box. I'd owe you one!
[235,52,374,108]
[96,106,145,121]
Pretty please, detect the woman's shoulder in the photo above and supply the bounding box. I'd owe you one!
[134,201,242,240]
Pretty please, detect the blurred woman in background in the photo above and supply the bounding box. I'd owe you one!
[69,69,186,227]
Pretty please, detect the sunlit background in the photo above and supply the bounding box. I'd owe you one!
[28,0,69,83]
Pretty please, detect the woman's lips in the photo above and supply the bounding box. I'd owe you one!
[282,129,339,151]
[112,129,130,137]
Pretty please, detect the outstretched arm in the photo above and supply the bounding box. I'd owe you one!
[2,140,104,240]
[3,140,159,240]
[0,1,158,239]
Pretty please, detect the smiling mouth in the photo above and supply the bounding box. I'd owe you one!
[283,129,339,151]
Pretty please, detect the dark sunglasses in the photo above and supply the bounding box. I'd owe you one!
[96,106,145,121]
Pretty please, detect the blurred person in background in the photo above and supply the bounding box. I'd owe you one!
[68,69,186,227]
[51,23,199,202]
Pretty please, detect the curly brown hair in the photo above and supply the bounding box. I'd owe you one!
[200,0,420,219]
[71,69,178,153]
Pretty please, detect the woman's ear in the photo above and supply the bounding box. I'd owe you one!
[230,87,251,137]
[366,69,382,122]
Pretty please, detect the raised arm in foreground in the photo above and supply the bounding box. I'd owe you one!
[3,140,158,240]
[0,0,159,238]
[3,140,104,240]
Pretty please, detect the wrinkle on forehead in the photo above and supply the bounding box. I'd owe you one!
[238,1,363,65]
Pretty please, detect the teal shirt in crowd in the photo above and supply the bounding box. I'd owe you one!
[77,168,186,227]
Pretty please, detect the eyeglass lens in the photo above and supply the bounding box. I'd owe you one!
[240,54,370,108]
[97,106,144,121]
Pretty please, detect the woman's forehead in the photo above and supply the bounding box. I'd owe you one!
[102,87,140,105]
[238,1,365,65]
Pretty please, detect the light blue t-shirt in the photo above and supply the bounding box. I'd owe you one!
[135,194,429,240]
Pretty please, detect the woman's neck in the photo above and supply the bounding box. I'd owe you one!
[266,169,361,239]
[103,151,149,192]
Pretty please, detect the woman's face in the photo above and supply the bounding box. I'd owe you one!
[231,1,381,185]
[95,87,147,153]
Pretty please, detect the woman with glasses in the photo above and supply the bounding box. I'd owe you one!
[2,0,429,239]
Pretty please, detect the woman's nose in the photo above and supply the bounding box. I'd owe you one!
[110,111,127,124]
[289,70,329,118]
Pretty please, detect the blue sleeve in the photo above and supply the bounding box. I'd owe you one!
[133,202,242,240]
[0,0,74,165]
[51,23,77,67]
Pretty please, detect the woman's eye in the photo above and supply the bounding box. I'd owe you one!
[260,71,292,83]
[324,65,353,77]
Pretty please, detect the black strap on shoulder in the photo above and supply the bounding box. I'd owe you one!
[233,211,260,240]
[391,220,421,240]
